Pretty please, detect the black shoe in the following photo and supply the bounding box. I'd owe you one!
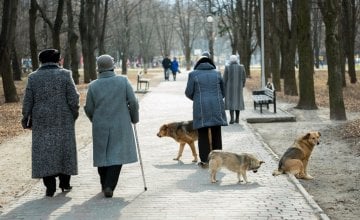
[46,189,55,197]
[229,120,234,124]
[197,162,208,169]
[104,187,113,198]
[60,186,72,192]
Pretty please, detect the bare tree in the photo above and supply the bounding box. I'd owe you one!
[96,0,109,55]
[175,0,202,70]
[341,0,358,84]
[66,0,80,84]
[296,0,317,109]
[318,0,347,120]
[0,0,20,102]
[36,0,65,50]
[152,1,175,58]
[79,0,97,83]
[29,0,39,70]
[279,0,298,96]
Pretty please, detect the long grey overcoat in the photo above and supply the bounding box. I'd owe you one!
[22,63,80,178]
[185,62,227,129]
[84,71,139,167]
[223,61,246,110]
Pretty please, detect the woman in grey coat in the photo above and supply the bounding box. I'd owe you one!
[223,55,246,124]
[185,53,227,167]
[22,49,80,197]
[84,54,139,198]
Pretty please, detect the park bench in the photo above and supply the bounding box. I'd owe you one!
[136,71,150,92]
[252,82,276,113]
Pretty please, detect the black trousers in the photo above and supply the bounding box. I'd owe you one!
[97,165,122,191]
[43,174,71,193]
[198,126,222,162]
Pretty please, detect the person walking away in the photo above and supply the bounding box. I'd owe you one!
[162,55,172,81]
[84,54,139,198]
[185,53,227,168]
[170,57,180,81]
[21,49,80,197]
[223,55,246,124]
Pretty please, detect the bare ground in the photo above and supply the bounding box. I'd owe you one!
[0,68,359,220]
[247,70,360,220]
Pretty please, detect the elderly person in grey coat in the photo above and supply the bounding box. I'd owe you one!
[223,55,246,124]
[22,49,80,197]
[185,52,227,168]
[84,54,139,198]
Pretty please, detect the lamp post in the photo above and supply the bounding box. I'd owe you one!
[207,15,214,61]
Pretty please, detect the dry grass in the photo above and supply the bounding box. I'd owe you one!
[0,68,163,144]
[246,69,360,139]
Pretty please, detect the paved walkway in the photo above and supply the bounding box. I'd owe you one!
[0,72,329,220]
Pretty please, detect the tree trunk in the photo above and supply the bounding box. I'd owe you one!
[318,0,347,120]
[29,0,39,70]
[0,0,20,103]
[279,0,298,96]
[11,43,22,81]
[79,0,97,83]
[66,0,80,84]
[296,0,317,109]
[341,0,357,84]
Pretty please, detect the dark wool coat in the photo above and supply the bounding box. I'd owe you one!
[22,63,80,178]
[223,61,246,110]
[84,71,139,167]
[185,62,227,129]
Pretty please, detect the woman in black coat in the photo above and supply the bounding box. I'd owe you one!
[22,49,80,197]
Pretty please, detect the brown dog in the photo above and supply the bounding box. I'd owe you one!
[208,150,265,183]
[272,131,321,179]
[157,120,198,162]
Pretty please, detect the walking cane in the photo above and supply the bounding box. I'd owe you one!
[133,124,148,191]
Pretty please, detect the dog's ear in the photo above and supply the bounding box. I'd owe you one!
[303,133,311,140]
[317,131,321,137]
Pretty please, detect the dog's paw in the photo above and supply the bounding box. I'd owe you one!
[304,174,314,180]
[192,159,198,163]
[211,179,217,183]
[272,170,282,176]
[173,158,180,161]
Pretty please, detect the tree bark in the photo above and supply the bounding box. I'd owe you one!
[0,0,20,102]
[296,0,317,109]
[29,0,39,70]
[66,0,80,84]
[318,0,347,120]
[279,0,298,96]
[11,43,22,81]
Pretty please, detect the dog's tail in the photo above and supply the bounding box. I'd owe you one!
[208,150,218,161]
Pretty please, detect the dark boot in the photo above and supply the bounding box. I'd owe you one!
[235,110,240,123]
[229,110,234,124]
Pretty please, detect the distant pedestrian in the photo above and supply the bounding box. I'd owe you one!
[185,52,227,168]
[170,57,180,81]
[21,48,80,197]
[84,54,139,198]
[162,55,171,81]
[223,55,246,124]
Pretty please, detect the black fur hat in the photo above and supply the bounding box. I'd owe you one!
[38,49,61,64]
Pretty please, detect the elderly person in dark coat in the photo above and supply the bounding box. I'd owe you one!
[22,48,80,197]
[185,52,227,168]
[223,55,246,124]
[84,54,139,198]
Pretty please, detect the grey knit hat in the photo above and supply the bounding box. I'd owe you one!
[97,54,115,72]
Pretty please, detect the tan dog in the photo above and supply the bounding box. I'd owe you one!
[208,150,265,183]
[157,120,198,162]
[272,131,321,179]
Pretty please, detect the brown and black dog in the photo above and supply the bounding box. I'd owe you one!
[157,120,198,162]
[272,131,321,179]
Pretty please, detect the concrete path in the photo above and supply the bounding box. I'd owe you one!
[0,72,329,220]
